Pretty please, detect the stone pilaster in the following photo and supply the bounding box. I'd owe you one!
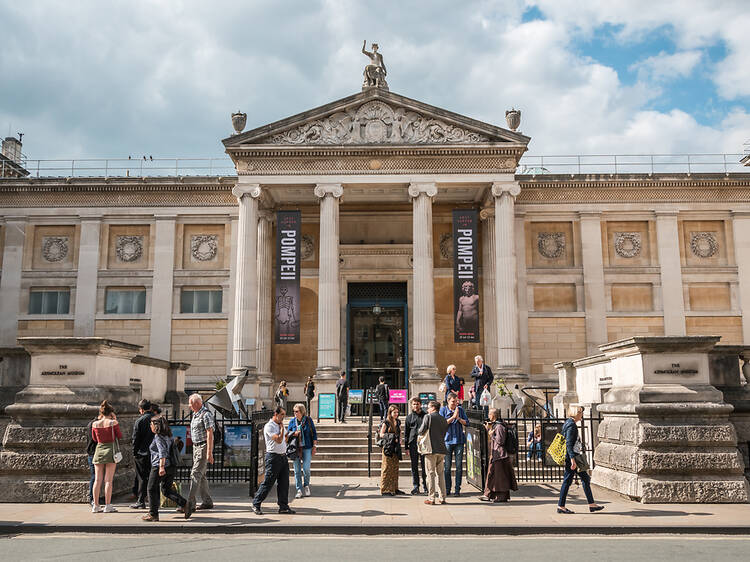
[73,218,101,337]
[408,182,438,387]
[314,183,343,381]
[0,217,26,346]
[149,216,176,360]
[731,212,750,344]
[655,211,686,336]
[580,212,607,355]
[231,184,262,377]
[480,207,498,369]
[256,211,274,401]
[552,361,578,416]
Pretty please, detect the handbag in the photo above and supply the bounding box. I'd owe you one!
[547,433,566,466]
[573,453,590,473]
[286,422,300,460]
[160,481,181,508]
[438,382,447,394]
[417,416,432,455]
[111,424,123,464]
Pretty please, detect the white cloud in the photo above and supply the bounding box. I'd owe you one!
[630,50,702,82]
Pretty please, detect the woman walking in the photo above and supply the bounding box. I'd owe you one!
[142,416,192,521]
[557,405,604,514]
[479,408,518,502]
[91,400,122,513]
[274,381,289,411]
[379,404,404,496]
[287,403,318,499]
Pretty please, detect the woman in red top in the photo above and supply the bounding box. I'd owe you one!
[91,400,122,513]
[458,378,465,403]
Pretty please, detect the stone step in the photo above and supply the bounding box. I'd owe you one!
[289,468,413,477]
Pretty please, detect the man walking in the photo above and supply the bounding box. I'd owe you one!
[130,399,153,509]
[418,401,449,505]
[251,406,295,515]
[375,376,389,420]
[404,397,427,495]
[335,371,349,423]
[187,393,214,511]
[440,392,469,497]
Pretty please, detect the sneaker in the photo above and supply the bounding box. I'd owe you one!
[251,505,263,515]
[103,504,118,513]
[411,487,420,495]
[304,486,311,497]
[129,503,146,509]
[295,490,303,499]
[195,503,214,510]
[453,491,461,497]
[91,504,101,513]
[278,507,296,514]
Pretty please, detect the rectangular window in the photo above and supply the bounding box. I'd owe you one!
[105,288,146,314]
[180,289,222,313]
[29,289,70,314]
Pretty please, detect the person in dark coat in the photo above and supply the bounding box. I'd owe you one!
[130,399,153,509]
[418,401,449,505]
[470,355,493,415]
[557,405,604,514]
[404,397,427,495]
[479,408,518,502]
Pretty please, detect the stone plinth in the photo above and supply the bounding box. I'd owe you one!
[0,337,141,502]
[553,361,578,415]
[591,336,749,503]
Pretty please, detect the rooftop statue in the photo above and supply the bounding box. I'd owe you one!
[362,40,388,90]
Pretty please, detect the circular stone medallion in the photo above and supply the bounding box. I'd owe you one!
[41,236,69,262]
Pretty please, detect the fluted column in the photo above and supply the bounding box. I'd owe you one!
[409,182,438,378]
[256,211,273,382]
[231,183,262,376]
[480,207,498,369]
[314,183,343,377]
[492,180,522,373]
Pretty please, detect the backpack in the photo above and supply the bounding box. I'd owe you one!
[503,423,519,455]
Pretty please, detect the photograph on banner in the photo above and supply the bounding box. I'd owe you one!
[318,393,336,419]
[224,425,253,467]
[465,426,484,490]
[452,209,480,342]
[274,210,301,343]
[388,389,408,404]
[348,389,364,404]
[169,425,192,465]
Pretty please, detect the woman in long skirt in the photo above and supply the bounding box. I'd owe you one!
[479,408,518,502]
[379,405,404,495]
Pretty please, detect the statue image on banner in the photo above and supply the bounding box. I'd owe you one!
[275,286,297,339]
[456,280,479,337]
[362,40,388,90]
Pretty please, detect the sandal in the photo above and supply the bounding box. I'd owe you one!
[141,514,159,522]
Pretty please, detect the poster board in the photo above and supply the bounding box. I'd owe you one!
[318,393,336,419]
[169,425,191,466]
[543,422,564,467]
[223,425,253,467]
[465,426,485,490]
[388,389,408,404]
[348,389,364,404]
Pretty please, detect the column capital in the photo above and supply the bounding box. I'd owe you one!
[491,181,521,199]
[408,182,437,199]
[258,210,275,221]
[232,184,262,200]
[314,183,343,199]
[479,207,495,220]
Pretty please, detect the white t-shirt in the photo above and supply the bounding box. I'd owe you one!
[264,419,287,455]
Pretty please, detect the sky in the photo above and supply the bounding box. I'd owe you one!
[1,0,749,162]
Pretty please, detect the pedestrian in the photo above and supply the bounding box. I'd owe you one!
[470,355,494,416]
[274,380,289,411]
[443,365,461,403]
[141,416,192,521]
[91,400,122,513]
[378,404,404,496]
[440,391,469,497]
[304,375,315,413]
[287,403,317,499]
[375,376,389,420]
[557,405,604,514]
[418,400,449,505]
[85,414,99,508]
[404,397,427,495]
[130,399,153,509]
[527,423,543,460]
[458,377,466,408]
[335,371,349,423]
[479,409,518,502]
[187,393,215,511]
[251,406,295,515]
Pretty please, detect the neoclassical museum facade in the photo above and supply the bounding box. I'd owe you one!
[2,86,750,403]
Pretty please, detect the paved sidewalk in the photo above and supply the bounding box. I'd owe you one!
[1,477,749,535]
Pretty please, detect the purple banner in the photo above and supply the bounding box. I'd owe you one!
[274,211,301,343]
[453,209,480,342]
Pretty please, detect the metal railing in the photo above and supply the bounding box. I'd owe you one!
[4,157,236,178]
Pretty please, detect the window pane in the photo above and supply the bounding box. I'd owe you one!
[106,289,146,314]
[42,291,58,314]
[196,290,209,313]
[210,290,222,313]
[133,290,146,313]
[180,290,194,313]
[29,292,43,314]
[58,290,70,314]
[29,290,69,314]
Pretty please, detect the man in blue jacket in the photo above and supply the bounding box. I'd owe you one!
[440,392,469,497]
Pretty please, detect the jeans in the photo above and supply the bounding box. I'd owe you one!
[408,440,426,489]
[134,454,151,504]
[293,447,312,492]
[147,465,187,518]
[87,454,95,503]
[338,400,348,422]
[558,456,595,507]
[527,441,543,460]
[253,452,290,509]
[378,400,388,420]
[188,442,213,507]
[444,442,464,494]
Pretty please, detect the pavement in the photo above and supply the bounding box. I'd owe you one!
[2,476,750,535]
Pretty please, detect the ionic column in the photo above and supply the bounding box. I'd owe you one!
[231,184,262,376]
[73,217,101,337]
[0,217,26,346]
[314,183,343,377]
[149,215,176,360]
[480,207,498,369]
[580,212,607,355]
[409,182,438,378]
[256,211,273,384]
[655,211,686,336]
[492,181,521,372]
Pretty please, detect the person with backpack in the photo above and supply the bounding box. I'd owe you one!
[142,416,192,521]
[375,376,389,420]
[479,408,518,503]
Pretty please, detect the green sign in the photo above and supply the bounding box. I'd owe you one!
[319,393,336,419]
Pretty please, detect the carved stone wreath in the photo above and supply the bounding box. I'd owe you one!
[191,234,219,261]
[439,233,453,262]
[614,232,641,259]
[115,235,143,262]
[690,232,719,258]
[537,232,565,259]
[41,236,69,262]
[301,234,315,260]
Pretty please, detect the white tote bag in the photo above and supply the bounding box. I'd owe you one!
[479,388,492,407]
[417,416,432,455]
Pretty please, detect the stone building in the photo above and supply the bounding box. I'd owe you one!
[2,86,750,405]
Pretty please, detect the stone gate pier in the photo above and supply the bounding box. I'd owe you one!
[585,336,749,503]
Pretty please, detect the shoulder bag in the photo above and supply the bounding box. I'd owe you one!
[111,423,123,464]
[417,415,432,455]
[547,433,566,466]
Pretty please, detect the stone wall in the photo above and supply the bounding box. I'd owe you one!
[528,317,587,375]
[170,318,227,389]
[686,316,743,344]
[18,319,74,337]
[607,316,664,342]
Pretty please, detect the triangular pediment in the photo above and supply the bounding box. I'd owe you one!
[223,89,530,148]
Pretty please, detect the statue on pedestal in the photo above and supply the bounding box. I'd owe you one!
[362,40,388,90]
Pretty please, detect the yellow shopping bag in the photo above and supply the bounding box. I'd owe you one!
[547,433,566,466]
